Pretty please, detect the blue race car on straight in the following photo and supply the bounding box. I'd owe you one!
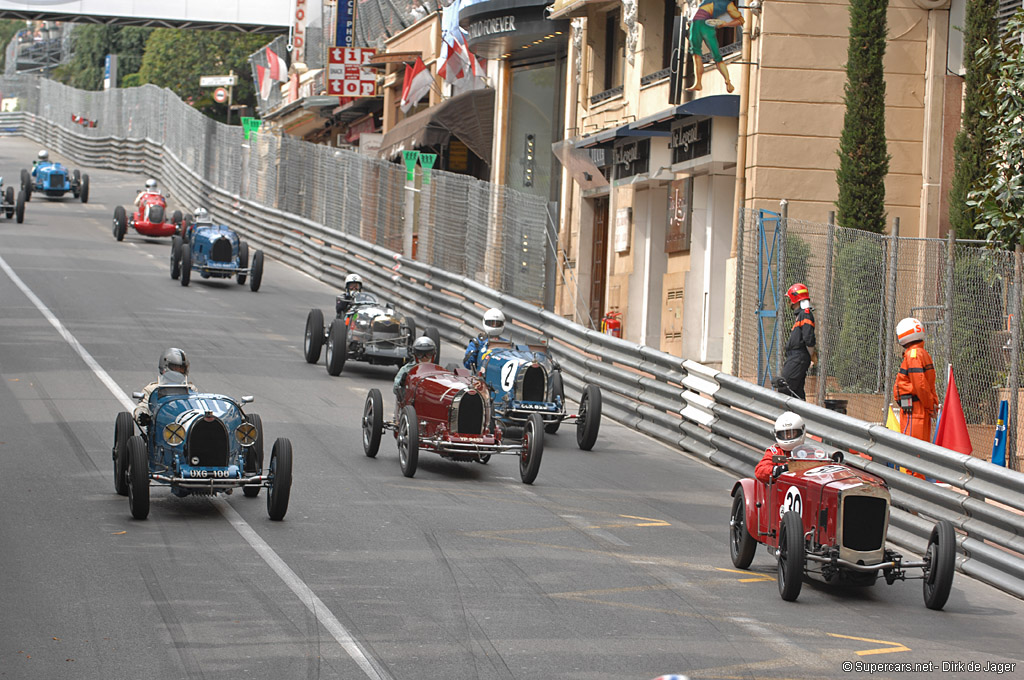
[111,379,292,520]
[477,340,602,450]
[170,220,264,291]
[21,152,89,202]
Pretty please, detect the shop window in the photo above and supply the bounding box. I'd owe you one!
[662,0,679,70]
[604,9,626,91]
[666,177,692,253]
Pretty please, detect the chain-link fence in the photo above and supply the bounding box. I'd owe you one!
[0,74,547,302]
[734,207,1022,470]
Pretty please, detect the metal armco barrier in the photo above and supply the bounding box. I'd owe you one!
[4,109,1023,602]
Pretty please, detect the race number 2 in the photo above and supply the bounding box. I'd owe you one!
[500,359,524,393]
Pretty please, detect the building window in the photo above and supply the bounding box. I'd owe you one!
[605,9,625,90]
[662,0,679,70]
[998,0,1022,33]
[710,24,742,61]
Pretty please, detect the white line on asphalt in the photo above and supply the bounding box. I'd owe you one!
[0,251,394,680]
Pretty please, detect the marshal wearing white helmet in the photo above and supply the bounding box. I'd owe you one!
[893,317,938,444]
[463,308,508,372]
[754,411,806,484]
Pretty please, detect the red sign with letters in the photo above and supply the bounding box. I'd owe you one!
[327,47,379,98]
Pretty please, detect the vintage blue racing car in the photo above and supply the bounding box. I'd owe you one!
[0,176,25,223]
[21,162,89,202]
[476,340,602,450]
[170,222,264,291]
[111,380,292,520]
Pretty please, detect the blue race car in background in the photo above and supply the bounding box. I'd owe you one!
[0,176,26,223]
[111,380,292,520]
[21,162,89,202]
[170,220,264,291]
[477,340,602,450]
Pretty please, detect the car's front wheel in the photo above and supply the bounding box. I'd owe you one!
[304,308,325,363]
[576,384,602,451]
[546,370,564,434]
[267,438,293,521]
[170,236,182,279]
[112,411,134,496]
[3,186,13,218]
[363,389,384,458]
[180,243,191,286]
[519,413,544,484]
[249,251,264,292]
[326,318,348,376]
[80,174,89,203]
[243,412,264,498]
[237,241,249,285]
[127,435,150,520]
[113,205,127,241]
[398,405,419,478]
[923,520,956,610]
[777,510,805,601]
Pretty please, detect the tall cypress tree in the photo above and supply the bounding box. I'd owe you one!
[949,0,998,239]
[835,0,890,233]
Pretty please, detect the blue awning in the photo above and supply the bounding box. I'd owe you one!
[630,94,740,132]
[573,124,630,149]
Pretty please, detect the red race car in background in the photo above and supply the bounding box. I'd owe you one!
[112,191,182,241]
[729,442,956,610]
[361,361,544,484]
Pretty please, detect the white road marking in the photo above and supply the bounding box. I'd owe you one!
[561,514,630,546]
[0,251,394,680]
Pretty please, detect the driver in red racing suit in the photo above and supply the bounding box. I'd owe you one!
[755,411,806,484]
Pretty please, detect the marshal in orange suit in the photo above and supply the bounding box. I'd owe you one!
[892,317,938,442]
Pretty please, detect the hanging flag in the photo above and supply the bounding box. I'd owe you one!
[266,46,289,83]
[439,39,465,84]
[991,399,1008,467]
[400,57,433,113]
[256,64,272,101]
[934,365,973,456]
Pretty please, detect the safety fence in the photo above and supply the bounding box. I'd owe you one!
[2,97,1023,603]
[0,75,548,303]
[733,207,1024,471]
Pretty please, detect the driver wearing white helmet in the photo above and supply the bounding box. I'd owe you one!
[336,273,364,315]
[463,308,508,372]
[754,411,805,484]
[134,178,161,205]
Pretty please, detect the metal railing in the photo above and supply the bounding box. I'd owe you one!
[2,100,1023,603]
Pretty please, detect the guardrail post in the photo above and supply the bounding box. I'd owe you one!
[1009,244,1022,471]
[817,211,835,406]
[882,217,900,412]
[944,229,955,383]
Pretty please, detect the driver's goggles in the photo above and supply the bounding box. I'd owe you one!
[484,319,503,327]
[776,428,803,440]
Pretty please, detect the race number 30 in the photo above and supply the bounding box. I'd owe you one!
[780,486,803,518]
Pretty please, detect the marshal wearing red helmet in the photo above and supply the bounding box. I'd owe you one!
[778,282,817,400]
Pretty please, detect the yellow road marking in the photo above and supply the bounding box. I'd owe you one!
[619,514,670,526]
[715,567,774,582]
[828,633,910,656]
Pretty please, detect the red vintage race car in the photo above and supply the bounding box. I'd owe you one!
[729,443,956,610]
[361,363,544,484]
[112,191,182,241]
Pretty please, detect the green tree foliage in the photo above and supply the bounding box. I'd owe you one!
[133,29,267,122]
[835,0,890,234]
[968,11,1024,246]
[0,19,25,73]
[52,25,152,90]
[830,236,884,391]
[949,0,998,239]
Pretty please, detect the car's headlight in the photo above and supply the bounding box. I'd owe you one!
[163,422,185,445]
[236,422,258,446]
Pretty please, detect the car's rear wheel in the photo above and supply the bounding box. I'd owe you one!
[923,520,956,610]
[398,405,419,478]
[519,413,544,484]
[4,186,13,218]
[326,319,348,376]
[112,411,133,496]
[267,438,293,521]
[777,510,805,601]
[14,191,24,224]
[249,250,264,292]
[127,435,150,520]
[546,370,564,433]
[170,235,182,279]
[21,170,31,201]
[236,241,249,285]
[729,489,757,569]
[79,174,89,203]
[304,308,325,363]
[424,326,441,365]
[576,384,602,450]
[113,205,126,241]
[243,412,264,498]
[363,389,384,457]
[180,243,191,286]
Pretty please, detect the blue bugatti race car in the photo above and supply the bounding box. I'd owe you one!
[0,176,25,223]
[170,221,264,291]
[111,380,292,520]
[21,159,89,202]
[476,340,602,450]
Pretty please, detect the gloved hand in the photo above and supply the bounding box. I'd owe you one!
[138,413,151,427]
[771,464,788,479]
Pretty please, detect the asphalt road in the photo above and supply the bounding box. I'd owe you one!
[2,135,1023,680]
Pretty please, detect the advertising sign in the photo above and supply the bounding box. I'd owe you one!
[103,54,117,90]
[335,0,354,47]
[200,75,238,87]
[614,207,632,253]
[327,47,378,97]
